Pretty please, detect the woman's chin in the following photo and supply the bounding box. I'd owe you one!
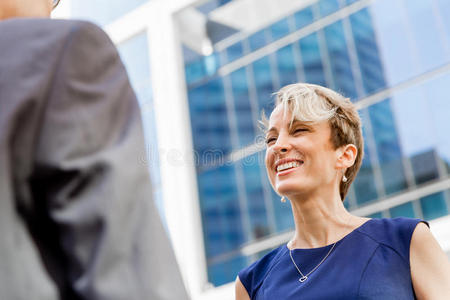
[276,182,310,198]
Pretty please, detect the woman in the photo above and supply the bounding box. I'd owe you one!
[235,83,450,299]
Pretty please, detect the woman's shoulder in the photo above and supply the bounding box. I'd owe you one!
[237,244,286,298]
[356,217,429,261]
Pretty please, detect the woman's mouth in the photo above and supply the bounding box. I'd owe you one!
[276,160,304,175]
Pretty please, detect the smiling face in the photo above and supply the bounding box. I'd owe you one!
[264,83,363,200]
[265,104,343,198]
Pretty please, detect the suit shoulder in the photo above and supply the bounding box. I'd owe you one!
[0,18,110,44]
[66,20,113,42]
[0,17,99,29]
[0,18,72,35]
[238,245,285,299]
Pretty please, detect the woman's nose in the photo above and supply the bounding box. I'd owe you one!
[273,134,291,153]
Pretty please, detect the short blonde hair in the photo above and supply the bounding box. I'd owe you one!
[263,83,363,201]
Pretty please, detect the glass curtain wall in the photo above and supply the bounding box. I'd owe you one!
[184,0,450,286]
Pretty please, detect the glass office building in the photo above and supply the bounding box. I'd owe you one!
[182,0,450,286]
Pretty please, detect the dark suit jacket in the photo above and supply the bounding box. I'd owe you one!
[0,18,189,300]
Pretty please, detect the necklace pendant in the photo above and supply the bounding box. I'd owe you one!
[299,276,308,282]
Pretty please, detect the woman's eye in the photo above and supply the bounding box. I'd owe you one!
[265,137,276,144]
[293,128,308,134]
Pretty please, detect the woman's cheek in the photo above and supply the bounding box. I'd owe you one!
[264,151,272,169]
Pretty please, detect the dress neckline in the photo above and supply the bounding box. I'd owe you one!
[286,218,374,251]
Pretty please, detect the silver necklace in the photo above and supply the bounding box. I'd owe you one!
[288,215,353,283]
[289,242,336,282]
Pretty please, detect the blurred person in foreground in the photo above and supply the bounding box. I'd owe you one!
[0,0,189,299]
[235,83,450,299]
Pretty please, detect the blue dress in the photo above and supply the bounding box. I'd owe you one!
[238,217,429,299]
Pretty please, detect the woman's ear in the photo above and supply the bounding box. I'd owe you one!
[336,144,357,169]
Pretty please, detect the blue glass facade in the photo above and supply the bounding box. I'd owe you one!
[230,68,256,148]
[183,0,450,286]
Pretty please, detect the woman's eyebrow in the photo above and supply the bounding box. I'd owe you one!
[265,127,277,136]
[289,120,313,130]
[289,119,305,128]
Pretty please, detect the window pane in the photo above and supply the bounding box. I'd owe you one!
[299,33,327,86]
[354,111,378,205]
[405,0,447,72]
[252,56,275,114]
[188,79,232,167]
[390,84,438,185]
[344,186,356,209]
[343,198,351,210]
[368,99,407,195]
[436,0,450,37]
[204,53,220,76]
[230,68,256,147]
[353,163,378,205]
[207,254,247,287]
[185,59,205,85]
[239,153,270,239]
[390,202,416,218]
[411,150,439,185]
[426,73,450,176]
[276,44,299,87]
[367,212,383,218]
[318,0,340,17]
[248,29,268,51]
[118,33,151,93]
[369,0,417,86]
[270,18,291,41]
[188,86,207,156]
[323,21,358,99]
[199,164,245,258]
[420,192,448,220]
[349,8,386,95]
[184,46,205,85]
[183,47,220,85]
[226,41,245,63]
[294,6,314,29]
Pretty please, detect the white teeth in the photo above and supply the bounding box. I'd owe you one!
[277,161,302,172]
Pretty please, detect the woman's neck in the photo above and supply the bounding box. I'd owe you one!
[287,190,359,249]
